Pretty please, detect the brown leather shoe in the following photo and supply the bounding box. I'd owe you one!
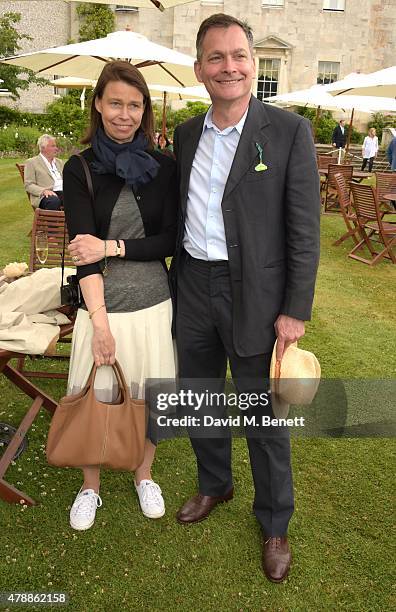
[176,488,234,524]
[262,536,291,583]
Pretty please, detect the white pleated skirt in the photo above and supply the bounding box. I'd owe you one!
[67,299,177,442]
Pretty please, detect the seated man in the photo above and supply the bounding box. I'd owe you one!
[24,134,64,210]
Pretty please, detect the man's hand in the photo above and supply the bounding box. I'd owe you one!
[69,234,105,265]
[42,189,56,198]
[274,315,305,361]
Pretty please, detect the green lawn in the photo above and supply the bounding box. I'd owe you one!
[0,158,394,611]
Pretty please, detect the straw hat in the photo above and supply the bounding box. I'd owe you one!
[270,341,321,417]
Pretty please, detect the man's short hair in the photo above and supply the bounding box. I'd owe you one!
[196,13,254,61]
[37,134,55,150]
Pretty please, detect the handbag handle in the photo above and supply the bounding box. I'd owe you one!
[86,359,129,403]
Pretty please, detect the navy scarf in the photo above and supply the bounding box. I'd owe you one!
[91,127,159,189]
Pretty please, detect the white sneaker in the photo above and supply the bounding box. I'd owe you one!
[134,479,165,519]
[69,488,102,531]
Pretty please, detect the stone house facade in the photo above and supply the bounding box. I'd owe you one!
[1,0,395,126]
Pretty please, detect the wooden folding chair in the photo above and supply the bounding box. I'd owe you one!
[332,173,360,247]
[0,349,57,505]
[349,183,396,265]
[15,209,76,380]
[375,172,396,209]
[16,163,35,236]
[324,164,353,213]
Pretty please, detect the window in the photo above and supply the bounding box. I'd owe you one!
[262,0,284,7]
[115,5,139,11]
[317,61,340,85]
[323,0,345,11]
[257,58,280,100]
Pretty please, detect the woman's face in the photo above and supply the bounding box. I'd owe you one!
[95,80,145,144]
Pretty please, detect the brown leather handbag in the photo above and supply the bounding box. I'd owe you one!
[46,360,147,471]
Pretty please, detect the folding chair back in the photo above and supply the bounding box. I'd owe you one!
[332,173,360,247]
[324,164,353,212]
[317,155,335,169]
[15,163,33,209]
[349,183,396,265]
[375,172,396,205]
[29,209,74,273]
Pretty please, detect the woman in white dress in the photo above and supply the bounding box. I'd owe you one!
[361,127,378,172]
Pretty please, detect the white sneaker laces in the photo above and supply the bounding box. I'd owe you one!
[73,491,102,519]
[140,481,163,507]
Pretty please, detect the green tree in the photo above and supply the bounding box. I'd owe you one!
[0,12,48,100]
[77,3,115,42]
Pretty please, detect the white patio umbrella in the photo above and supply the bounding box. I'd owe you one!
[66,0,198,11]
[1,29,197,87]
[264,84,396,154]
[327,66,396,98]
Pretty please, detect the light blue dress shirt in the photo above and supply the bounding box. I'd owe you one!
[183,106,248,261]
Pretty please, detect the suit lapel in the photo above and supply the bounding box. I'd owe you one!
[37,155,54,181]
[223,97,270,200]
[180,115,205,212]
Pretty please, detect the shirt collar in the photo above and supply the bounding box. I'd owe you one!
[40,153,56,169]
[203,105,249,136]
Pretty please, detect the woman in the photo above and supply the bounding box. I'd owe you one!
[62,61,177,531]
[156,133,174,158]
[361,127,378,172]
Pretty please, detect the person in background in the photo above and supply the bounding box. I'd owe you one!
[361,127,378,172]
[157,133,174,157]
[387,135,396,171]
[332,119,347,150]
[24,135,64,210]
[62,60,177,531]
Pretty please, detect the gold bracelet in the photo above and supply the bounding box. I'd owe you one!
[88,304,105,319]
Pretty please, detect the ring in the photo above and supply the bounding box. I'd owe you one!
[72,255,79,263]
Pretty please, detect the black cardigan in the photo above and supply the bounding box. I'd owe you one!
[63,147,178,281]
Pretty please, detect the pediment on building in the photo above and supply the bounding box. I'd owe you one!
[254,35,292,50]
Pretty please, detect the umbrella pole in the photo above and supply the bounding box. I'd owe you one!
[314,105,321,142]
[345,107,354,157]
[161,91,167,138]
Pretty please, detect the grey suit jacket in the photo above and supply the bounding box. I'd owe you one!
[171,96,321,357]
[24,155,64,209]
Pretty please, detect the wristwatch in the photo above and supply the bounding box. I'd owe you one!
[115,239,121,257]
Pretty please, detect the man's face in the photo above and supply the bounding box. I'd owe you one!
[340,120,345,127]
[194,25,255,107]
[42,139,58,160]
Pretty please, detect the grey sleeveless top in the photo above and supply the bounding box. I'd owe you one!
[103,185,170,313]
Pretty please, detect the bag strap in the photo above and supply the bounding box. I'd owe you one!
[61,154,94,289]
[86,360,129,399]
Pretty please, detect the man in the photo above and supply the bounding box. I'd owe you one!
[387,135,396,171]
[24,135,64,210]
[170,14,320,583]
[332,118,347,149]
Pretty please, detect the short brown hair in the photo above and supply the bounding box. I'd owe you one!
[82,60,155,147]
[196,13,253,61]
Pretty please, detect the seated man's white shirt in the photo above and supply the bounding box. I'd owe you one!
[183,107,248,261]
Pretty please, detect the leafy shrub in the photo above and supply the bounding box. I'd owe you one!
[0,123,80,157]
[153,100,210,136]
[45,94,89,139]
[367,112,395,142]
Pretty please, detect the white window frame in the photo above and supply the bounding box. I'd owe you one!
[323,0,345,11]
[257,58,281,100]
[115,5,139,11]
[262,0,284,7]
[317,61,340,85]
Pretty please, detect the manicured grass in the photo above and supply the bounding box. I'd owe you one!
[0,158,394,611]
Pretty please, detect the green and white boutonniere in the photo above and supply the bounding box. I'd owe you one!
[255,143,268,172]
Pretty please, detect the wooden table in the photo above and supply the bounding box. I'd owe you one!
[0,350,57,506]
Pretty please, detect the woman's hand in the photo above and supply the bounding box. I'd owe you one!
[92,325,116,366]
[69,234,105,265]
